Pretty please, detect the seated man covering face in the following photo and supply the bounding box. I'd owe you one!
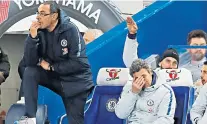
[115,59,176,124]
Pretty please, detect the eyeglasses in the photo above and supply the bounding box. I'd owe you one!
[36,11,51,17]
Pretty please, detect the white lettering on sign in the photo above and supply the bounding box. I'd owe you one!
[22,0,35,7]
[13,0,101,24]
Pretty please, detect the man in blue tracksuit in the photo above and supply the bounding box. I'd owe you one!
[16,1,94,124]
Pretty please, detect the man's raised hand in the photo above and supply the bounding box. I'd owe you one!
[126,17,138,34]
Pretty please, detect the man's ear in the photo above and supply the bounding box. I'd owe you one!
[52,13,58,20]
[150,70,153,75]
[158,62,161,67]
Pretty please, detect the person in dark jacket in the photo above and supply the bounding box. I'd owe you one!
[16,1,94,124]
[0,47,10,84]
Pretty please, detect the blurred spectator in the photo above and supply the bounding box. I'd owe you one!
[83,29,103,44]
[0,47,10,84]
[182,30,207,82]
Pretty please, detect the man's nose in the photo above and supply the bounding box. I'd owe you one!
[197,48,202,52]
[201,72,205,78]
[169,63,173,69]
[36,15,40,20]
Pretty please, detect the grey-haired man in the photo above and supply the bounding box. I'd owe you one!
[115,59,176,124]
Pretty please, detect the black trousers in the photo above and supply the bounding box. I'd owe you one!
[18,59,26,99]
[22,66,89,124]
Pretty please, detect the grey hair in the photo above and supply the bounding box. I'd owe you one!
[129,59,151,77]
[43,1,60,19]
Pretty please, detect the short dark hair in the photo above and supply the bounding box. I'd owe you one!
[43,1,60,19]
[204,60,207,65]
[187,30,207,44]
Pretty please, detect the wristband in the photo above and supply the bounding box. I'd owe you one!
[49,65,54,71]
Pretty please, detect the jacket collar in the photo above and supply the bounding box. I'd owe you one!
[143,71,160,92]
[54,10,71,34]
[151,71,157,86]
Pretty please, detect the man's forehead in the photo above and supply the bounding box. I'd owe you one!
[190,37,207,45]
[135,69,149,75]
[38,4,50,13]
[163,57,177,63]
[202,65,207,71]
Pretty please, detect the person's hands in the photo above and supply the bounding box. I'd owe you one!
[40,60,50,71]
[30,21,40,38]
[126,17,138,34]
[0,72,5,84]
[132,76,145,93]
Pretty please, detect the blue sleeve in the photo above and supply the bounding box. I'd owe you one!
[23,35,40,66]
[128,32,137,39]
